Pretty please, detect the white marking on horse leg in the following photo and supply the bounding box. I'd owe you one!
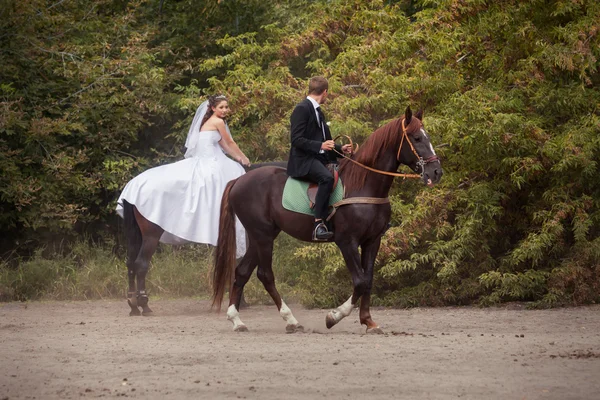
[280,300,303,332]
[227,304,247,332]
[280,300,299,325]
[326,296,354,328]
[336,296,354,320]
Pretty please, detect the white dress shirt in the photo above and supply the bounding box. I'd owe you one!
[306,96,326,153]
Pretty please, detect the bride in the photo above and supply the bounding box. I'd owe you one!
[116,95,250,258]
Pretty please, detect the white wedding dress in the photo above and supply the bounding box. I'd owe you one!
[116,130,247,257]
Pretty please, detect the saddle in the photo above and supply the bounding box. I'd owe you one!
[308,164,339,209]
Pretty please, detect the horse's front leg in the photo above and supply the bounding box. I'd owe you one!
[129,209,163,316]
[359,237,384,334]
[126,237,141,316]
[126,261,141,316]
[326,241,363,329]
[325,295,354,329]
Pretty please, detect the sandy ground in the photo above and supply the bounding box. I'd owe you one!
[0,299,599,400]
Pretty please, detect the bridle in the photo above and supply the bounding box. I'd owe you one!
[334,118,439,179]
[326,118,440,220]
[398,118,440,174]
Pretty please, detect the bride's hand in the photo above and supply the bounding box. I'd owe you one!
[239,156,251,167]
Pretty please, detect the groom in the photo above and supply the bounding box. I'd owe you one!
[287,76,352,241]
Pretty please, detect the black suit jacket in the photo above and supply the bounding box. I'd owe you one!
[287,98,342,178]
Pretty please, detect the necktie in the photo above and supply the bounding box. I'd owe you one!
[316,107,324,128]
[316,107,326,140]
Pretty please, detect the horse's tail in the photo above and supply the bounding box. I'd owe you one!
[211,178,239,311]
[123,200,142,259]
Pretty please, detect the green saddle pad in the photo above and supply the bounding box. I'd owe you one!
[282,177,344,216]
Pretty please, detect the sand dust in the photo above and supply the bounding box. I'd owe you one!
[1,299,599,399]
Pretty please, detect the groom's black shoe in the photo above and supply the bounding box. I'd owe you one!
[313,221,334,241]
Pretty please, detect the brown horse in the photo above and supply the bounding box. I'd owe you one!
[211,107,443,333]
[122,161,287,316]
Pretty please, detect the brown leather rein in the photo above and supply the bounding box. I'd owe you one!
[326,118,439,219]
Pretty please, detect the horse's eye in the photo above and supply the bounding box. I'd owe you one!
[414,135,422,142]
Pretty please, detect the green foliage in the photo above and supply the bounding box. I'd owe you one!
[479,269,550,305]
[1,0,599,307]
[0,249,73,301]
[0,239,215,301]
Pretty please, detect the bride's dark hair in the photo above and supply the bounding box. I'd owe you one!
[201,94,228,128]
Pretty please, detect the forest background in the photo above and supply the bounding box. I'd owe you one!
[1,0,599,308]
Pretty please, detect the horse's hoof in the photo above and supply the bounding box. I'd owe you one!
[234,325,249,332]
[127,298,138,308]
[127,299,141,316]
[286,324,304,333]
[366,326,384,335]
[141,306,154,316]
[325,312,338,329]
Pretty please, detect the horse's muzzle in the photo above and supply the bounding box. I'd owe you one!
[424,163,443,187]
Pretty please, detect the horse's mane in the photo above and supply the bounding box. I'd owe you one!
[339,117,421,193]
[338,119,402,193]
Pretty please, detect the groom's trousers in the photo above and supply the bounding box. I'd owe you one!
[302,158,334,220]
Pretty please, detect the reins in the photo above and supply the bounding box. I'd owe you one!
[332,147,421,179]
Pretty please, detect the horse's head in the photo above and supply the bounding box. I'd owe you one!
[398,106,443,187]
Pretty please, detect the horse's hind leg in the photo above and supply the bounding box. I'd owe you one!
[255,236,303,333]
[226,244,259,332]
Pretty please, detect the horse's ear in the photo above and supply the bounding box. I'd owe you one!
[415,109,423,121]
[405,106,412,124]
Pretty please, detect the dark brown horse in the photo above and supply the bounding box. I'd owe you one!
[211,107,442,333]
[122,161,287,316]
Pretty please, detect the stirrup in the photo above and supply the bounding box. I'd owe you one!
[313,222,333,241]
